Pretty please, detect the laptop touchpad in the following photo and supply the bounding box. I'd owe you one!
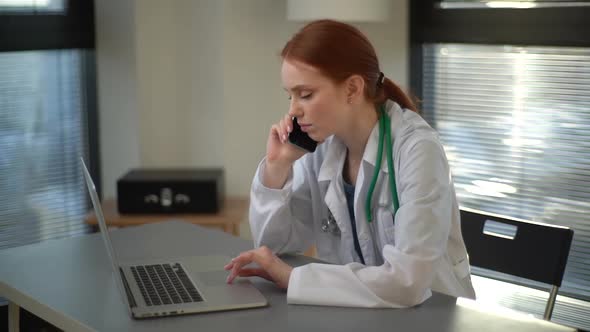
[197,270,232,287]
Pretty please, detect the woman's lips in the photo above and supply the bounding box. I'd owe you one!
[299,124,311,132]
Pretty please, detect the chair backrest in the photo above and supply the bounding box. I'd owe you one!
[460,207,573,287]
[461,207,574,320]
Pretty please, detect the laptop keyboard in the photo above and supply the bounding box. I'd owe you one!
[130,263,203,306]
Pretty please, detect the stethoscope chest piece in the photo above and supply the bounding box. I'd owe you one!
[321,209,341,235]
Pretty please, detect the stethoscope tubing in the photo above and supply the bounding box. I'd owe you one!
[365,104,399,223]
[322,104,400,235]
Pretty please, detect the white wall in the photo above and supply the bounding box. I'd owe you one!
[94,0,140,198]
[183,1,226,169]
[134,1,186,167]
[221,0,303,195]
[95,0,408,198]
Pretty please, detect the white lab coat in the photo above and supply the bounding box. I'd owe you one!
[249,100,476,308]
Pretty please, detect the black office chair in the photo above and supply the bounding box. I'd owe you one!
[460,207,574,320]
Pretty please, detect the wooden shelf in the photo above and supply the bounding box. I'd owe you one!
[85,197,248,236]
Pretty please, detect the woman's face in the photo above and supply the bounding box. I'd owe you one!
[281,59,348,142]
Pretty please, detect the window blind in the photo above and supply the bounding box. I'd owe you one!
[0,49,91,251]
[422,43,590,329]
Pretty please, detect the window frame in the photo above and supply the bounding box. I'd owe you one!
[0,1,94,51]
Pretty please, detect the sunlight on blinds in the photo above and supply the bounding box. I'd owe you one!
[422,43,590,330]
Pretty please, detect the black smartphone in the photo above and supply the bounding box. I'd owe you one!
[288,117,318,153]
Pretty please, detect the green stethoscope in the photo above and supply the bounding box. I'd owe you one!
[365,104,400,223]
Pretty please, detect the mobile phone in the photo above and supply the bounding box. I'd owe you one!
[288,117,318,153]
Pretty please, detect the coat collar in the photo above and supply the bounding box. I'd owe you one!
[317,100,403,182]
[317,136,347,182]
[362,100,401,174]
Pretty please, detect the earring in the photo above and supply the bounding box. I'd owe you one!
[347,97,352,104]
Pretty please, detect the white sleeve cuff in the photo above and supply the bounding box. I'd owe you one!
[286,263,395,308]
[286,262,432,308]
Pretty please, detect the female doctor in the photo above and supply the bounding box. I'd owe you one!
[225,20,476,307]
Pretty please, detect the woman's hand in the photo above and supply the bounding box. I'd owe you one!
[263,114,309,189]
[224,246,293,289]
[266,114,308,166]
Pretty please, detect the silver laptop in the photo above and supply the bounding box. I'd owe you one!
[81,159,267,319]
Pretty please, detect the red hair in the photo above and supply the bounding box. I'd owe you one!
[281,20,417,112]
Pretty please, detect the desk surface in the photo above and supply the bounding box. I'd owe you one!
[0,221,577,332]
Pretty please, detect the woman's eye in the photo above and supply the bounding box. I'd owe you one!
[301,93,312,99]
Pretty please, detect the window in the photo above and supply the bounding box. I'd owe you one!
[0,0,97,306]
[422,43,590,328]
[0,49,93,249]
[411,1,590,329]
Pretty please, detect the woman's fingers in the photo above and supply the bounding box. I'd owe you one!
[284,113,293,133]
[237,268,272,281]
[278,114,295,144]
[267,114,308,166]
[278,118,288,143]
[223,261,234,271]
[224,246,293,289]
[226,252,253,284]
[270,124,282,143]
[225,247,271,284]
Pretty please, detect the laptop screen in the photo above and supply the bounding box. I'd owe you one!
[81,158,130,308]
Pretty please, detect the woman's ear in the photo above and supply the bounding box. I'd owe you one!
[345,74,366,104]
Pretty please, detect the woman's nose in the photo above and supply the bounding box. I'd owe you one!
[288,100,302,118]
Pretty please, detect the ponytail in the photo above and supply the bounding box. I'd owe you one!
[377,77,418,113]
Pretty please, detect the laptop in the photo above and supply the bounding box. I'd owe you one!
[81,159,267,319]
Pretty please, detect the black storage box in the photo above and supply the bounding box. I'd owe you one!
[116,168,224,214]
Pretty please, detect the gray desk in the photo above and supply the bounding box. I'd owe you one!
[0,221,576,332]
